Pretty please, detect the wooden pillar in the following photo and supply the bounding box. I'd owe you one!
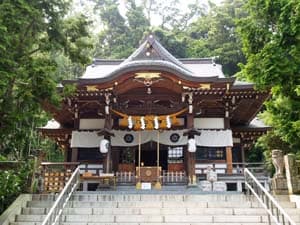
[111,148,119,173]
[224,101,230,129]
[186,114,196,185]
[224,118,230,129]
[71,148,78,162]
[226,146,233,174]
[188,152,196,184]
[103,113,112,174]
[103,134,111,173]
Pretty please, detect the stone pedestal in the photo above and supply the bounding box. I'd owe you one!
[284,154,300,194]
[213,181,227,192]
[271,177,288,195]
[271,149,288,194]
[199,180,212,191]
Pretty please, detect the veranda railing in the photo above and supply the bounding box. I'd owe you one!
[244,168,296,225]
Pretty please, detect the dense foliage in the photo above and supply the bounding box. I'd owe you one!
[238,0,300,153]
[187,0,246,76]
[0,0,92,212]
[0,0,92,160]
[0,161,33,214]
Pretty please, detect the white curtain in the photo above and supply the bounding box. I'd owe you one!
[111,130,188,146]
[71,131,104,148]
[70,129,233,148]
[195,130,233,147]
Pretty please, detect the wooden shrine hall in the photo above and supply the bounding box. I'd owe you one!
[40,34,270,189]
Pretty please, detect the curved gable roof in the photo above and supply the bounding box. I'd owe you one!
[79,35,225,83]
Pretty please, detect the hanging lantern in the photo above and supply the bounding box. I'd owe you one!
[100,139,110,154]
[189,104,193,114]
[105,105,109,115]
[188,138,196,152]
[166,115,171,128]
[140,116,145,130]
[154,116,159,129]
[182,94,185,102]
[128,116,133,129]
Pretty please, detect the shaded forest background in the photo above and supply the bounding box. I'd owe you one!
[0,0,299,212]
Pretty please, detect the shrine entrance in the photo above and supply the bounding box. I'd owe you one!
[112,129,188,188]
[137,142,168,171]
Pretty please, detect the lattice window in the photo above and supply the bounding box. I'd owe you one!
[168,146,183,163]
[196,147,226,160]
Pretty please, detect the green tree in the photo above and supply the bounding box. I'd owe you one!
[153,28,188,58]
[92,0,205,59]
[0,0,92,160]
[187,0,246,76]
[93,0,150,58]
[142,0,206,31]
[238,0,300,152]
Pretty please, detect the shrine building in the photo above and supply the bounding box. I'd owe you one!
[40,34,270,188]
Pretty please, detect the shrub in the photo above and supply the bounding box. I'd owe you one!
[0,162,33,214]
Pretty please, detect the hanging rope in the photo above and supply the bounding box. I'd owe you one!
[111,108,187,130]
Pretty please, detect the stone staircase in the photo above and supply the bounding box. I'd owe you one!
[7,192,300,225]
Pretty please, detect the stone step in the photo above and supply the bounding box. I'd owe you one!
[62,215,268,223]
[10,222,38,225]
[10,192,300,225]
[69,201,118,208]
[71,194,249,202]
[276,201,296,208]
[261,214,300,223]
[26,200,55,208]
[164,215,263,223]
[8,223,280,225]
[285,208,300,214]
[273,194,290,201]
[12,219,298,225]
[26,199,295,209]
[22,206,299,217]
[62,207,263,215]
[66,200,262,208]
[21,207,48,215]
[16,215,45,222]
[61,223,271,225]
[31,194,57,201]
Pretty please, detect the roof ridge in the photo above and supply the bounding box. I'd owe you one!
[121,34,193,74]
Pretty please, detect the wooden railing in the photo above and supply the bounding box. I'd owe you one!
[162,171,187,184]
[116,171,135,183]
[196,162,267,175]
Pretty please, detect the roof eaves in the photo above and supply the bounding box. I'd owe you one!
[77,60,223,85]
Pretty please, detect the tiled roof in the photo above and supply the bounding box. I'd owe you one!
[81,35,225,81]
